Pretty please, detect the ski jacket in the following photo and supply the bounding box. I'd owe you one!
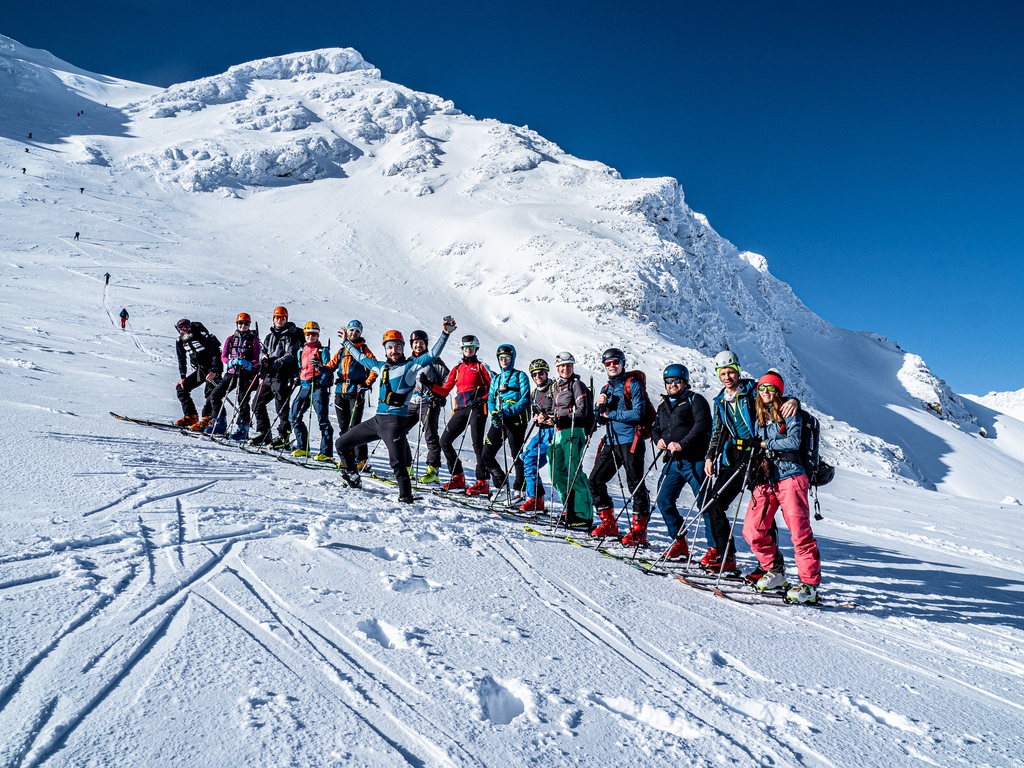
[296,342,333,387]
[754,412,805,483]
[346,332,451,417]
[221,330,261,375]
[531,381,555,418]
[176,322,222,378]
[552,374,591,430]
[261,322,304,378]
[488,368,530,422]
[706,379,758,467]
[119,308,129,320]
[326,338,378,396]
[432,358,492,410]
[408,358,450,408]
[652,388,712,462]
[597,374,647,448]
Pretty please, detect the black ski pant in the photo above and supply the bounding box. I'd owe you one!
[704,451,778,564]
[176,370,216,419]
[208,370,258,426]
[335,392,368,464]
[481,418,528,492]
[405,397,443,468]
[253,375,295,438]
[440,404,486,480]
[337,414,411,476]
[589,436,650,518]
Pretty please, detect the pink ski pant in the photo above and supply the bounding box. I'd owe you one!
[743,474,821,586]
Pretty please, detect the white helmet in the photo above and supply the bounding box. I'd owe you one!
[460,335,480,349]
[554,351,576,366]
[714,350,740,373]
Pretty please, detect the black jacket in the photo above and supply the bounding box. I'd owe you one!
[651,388,711,461]
[176,322,221,378]
[261,322,304,378]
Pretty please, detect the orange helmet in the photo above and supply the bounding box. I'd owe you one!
[273,305,288,319]
[382,329,405,346]
[304,321,320,334]
[236,312,251,324]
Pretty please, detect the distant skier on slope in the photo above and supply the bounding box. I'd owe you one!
[651,364,712,560]
[174,319,222,429]
[590,348,652,546]
[205,313,261,438]
[743,370,822,604]
[432,335,492,495]
[105,272,111,285]
[336,318,456,504]
[326,320,377,468]
[251,306,303,448]
[402,329,449,484]
[703,351,798,577]
[119,307,128,330]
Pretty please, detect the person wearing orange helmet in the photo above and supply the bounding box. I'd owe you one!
[289,321,334,460]
[204,312,262,437]
[335,317,457,503]
[251,306,303,447]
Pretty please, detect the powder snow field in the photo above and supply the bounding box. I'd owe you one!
[2,33,1023,767]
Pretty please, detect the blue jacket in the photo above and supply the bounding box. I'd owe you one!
[488,348,530,422]
[597,374,646,448]
[345,332,450,417]
[707,379,758,467]
[755,412,805,483]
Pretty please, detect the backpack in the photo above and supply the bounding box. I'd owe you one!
[620,370,658,439]
[778,409,834,488]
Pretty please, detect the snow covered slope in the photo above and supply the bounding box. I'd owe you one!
[2,35,1023,767]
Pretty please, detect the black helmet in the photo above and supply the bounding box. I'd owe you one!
[176,319,192,332]
[602,347,625,364]
[410,329,428,343]
[529,358,550,374]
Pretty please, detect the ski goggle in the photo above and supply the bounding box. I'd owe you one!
[273,314,287,320]
[757,384,779,393]
[603,359,622,368]
[498,354,512,363]
[237,321,250,327]
[176,322,191,332]
[664,377,685,385]
[306,331,319,337]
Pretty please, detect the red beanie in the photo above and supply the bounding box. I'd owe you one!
[757,371,785,396]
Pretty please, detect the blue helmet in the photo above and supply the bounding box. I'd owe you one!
[663,363,689,381]
[346,319,363,333]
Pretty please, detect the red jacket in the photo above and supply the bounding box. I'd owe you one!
[432,359,491,410]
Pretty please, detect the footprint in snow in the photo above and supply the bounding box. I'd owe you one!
[383,574,442,594]
[356,618,418,649]
[476,676,527,725]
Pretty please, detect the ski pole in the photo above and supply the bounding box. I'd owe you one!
[645,471,711,570]
[714,449,760,588]
[489,420,535,509]
[553,409,576,533]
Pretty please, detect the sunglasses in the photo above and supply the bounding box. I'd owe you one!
[237,322,250,327]
[603,359,622,367]
[757,384,779,393]
[273,315,286,320]
[306,332,320,337]
[664,377,685,385]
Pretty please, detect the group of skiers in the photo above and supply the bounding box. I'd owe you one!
[172,309,823,604]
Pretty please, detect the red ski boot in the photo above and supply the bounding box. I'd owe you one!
[620,515,650,547]
[442,473,466,491]
[590,507,619,539]
[665,538,689,561]
[519,496,545,512]
[466,479,490,496]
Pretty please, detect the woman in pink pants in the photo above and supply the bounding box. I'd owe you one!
[742,370,821,604]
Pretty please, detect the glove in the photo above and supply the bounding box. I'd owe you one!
[228,357,240,368]
[418,371,431,387]
[498,408,511,419]
[237,359,253,371]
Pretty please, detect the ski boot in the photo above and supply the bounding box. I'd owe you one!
[443,473,466,491]
[229,423,249,441]
[620,515,650,548]
[519,496,545,512]
[175,414,199,428]
[466,479,490,497]
[190,416,212,432]
[249,430,271,446]
[755,568,788,592]
[204,415,227,436]
[744,566,767,586]
[699,547,718,567]
[271,432,291,449]
[313,453,333,463]
[340,470,362,489]
[590,507,619,539]
[664,538,689,561]
[290,448,309,458]
[397,474,415,504]
[419,465,440,484]
[785,582,819,604]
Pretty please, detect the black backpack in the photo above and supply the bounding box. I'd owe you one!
[777,408,834,488]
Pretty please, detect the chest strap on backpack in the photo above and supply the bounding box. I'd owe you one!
[381,366,409,407]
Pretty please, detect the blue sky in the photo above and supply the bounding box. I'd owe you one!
[6,1,1022,394]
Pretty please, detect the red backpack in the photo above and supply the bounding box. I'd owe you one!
[622,370,658,438]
